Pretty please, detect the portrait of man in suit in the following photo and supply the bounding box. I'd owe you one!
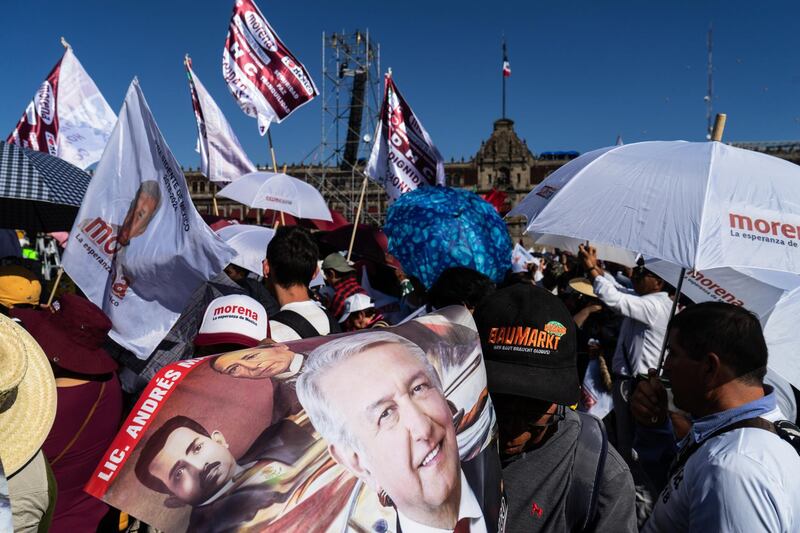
[297,331,491,532]
[134,415,316,532]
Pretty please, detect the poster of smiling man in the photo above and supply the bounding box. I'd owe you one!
[86,306,502,532]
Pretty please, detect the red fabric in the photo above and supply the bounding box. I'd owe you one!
[42,375,123,533]
[482,188,508,213]
[454,517,471,533]
[329,276,366,320]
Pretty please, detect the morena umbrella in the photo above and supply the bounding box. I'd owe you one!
[0,140,91,232]
[646,258,800,388]
[384,186,512,288]
[509,140,800,274]
[215,224,275,276]
[217,171,333,222]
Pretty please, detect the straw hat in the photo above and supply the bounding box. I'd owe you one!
[568,277,597,298]
[0,314,57,475]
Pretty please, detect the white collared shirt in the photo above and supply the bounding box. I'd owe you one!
[593,273,672,376]
[397,470,487,533]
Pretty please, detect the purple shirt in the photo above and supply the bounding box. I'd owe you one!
[42,374,122,533]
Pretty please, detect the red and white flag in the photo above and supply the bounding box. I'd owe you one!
[186,57,255,183]
[366,72,445,201]
[222,0,318,135]
[502,60,511,78]
[7,46,116,169]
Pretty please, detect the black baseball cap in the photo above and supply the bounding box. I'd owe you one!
[473,283,579,405]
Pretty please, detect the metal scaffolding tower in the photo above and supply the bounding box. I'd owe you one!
[300,30,384,225]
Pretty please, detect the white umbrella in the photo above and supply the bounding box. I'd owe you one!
[532,233,638,267]
[216,224,275,276]
[646,259,800,388]
[509,141,800,274]
[217,171,333,222]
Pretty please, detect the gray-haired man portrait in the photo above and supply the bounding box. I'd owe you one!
[297,331,500,533]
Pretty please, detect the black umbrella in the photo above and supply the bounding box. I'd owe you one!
[0,140,91,232]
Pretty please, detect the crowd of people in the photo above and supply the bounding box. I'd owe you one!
[1,223,799,533]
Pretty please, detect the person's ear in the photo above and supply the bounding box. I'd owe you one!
[262,259,270,278]
[703,352,722,386]
[211,430,229,449]
[328,443,376,489]
[164,496,186,509]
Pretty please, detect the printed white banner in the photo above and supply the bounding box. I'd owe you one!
[62,79,234,358]
[186,59,255,183]
[222,0,318,135]
[7,47,116,169]
[366,73,445,201]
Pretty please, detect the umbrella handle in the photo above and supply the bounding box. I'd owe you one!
[655,267,686,375]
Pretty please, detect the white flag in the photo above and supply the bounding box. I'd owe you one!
[7,46,116,169]
[186,58,255,183]
[62,79,235,358]
[366,72,445,201]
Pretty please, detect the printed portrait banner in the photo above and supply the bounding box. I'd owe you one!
[222,0,318,135]
[86,306,503,532]
[366,73,445,201]
[62,79,234,359]
[186,58,256,184]
[7,47,116,169]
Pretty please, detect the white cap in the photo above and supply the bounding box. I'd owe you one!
[195,295,268,348]
[339,293,374,323]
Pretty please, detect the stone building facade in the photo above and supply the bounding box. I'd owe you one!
[185,122,800,247]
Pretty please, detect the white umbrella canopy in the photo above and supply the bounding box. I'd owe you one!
[645,259,800,388]
[217,171,333,221]
[532,233,638,267]
[216,224,275,276]
[509,141,800,274]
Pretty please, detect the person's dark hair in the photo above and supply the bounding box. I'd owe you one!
[670,302,768,384]
[266,226,319,289]
[428,267,495,310]
[135,415,210,494]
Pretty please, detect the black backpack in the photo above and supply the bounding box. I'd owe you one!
[270,308,341,339]
[566,411,608,533]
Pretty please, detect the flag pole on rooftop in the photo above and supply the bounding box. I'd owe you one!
[502,36,511,118]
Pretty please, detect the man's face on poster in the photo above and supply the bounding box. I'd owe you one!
[211,344,295,379]
[148,426,237,505]
[321,343,461,522]
[118,190,158,246]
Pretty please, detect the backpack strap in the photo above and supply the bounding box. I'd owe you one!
[567,411,608,532]
[271,310,323,339]
[668,416,799,479]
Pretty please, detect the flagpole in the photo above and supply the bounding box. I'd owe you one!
[347,176,369,262]
[502,38,506,119]
[267,130,278,172]
[211,183,219,216]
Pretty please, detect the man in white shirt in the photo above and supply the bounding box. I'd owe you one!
[578,245,672,458]
[631,302,800,532]
[297,331,493,532]
[261,226,338,342]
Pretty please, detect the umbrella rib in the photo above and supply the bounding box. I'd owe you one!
[692,142,718,271]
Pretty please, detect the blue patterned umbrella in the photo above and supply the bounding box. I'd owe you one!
[384,186,512,288]
[0,140,91,231]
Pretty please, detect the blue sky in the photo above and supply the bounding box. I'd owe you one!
[3,1,799,169]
